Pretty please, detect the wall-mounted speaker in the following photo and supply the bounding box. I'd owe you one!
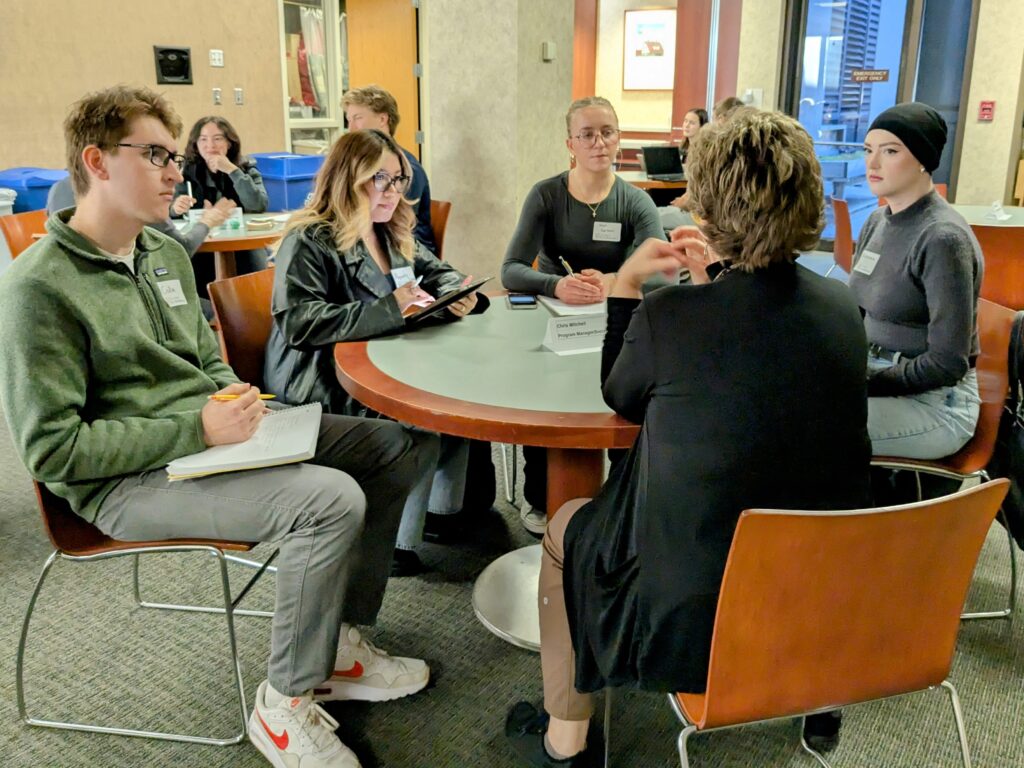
[154,46,192,85]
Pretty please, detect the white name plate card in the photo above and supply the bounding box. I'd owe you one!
[542,314,607,356]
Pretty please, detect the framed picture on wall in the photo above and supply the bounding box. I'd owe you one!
[623,8,677,91]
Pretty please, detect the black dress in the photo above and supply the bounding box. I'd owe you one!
[564,261,872,694]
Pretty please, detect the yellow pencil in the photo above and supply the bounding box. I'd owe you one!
[208,394,276,401]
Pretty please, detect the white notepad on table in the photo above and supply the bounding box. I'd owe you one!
[166,403,322,481]
[537,295,607,316]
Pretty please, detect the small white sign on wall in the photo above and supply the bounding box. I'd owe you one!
[542,314,607,356]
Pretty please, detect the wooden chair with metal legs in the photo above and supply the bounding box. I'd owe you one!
[659,480,1009,768]
[872,299,1019,621]
[16,483,277,745]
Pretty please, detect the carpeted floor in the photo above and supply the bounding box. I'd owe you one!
[0,412,1020,767]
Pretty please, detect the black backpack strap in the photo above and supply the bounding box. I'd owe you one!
[1009,311,1024,415]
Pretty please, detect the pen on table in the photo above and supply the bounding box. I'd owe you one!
[558,256,575,278]
[208,394,276,401]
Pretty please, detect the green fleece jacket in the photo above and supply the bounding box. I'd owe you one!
[0,210,239,521]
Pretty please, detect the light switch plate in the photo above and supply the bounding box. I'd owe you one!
[234,87,244,106]
[209,49,224,67]
[212,87,222,105]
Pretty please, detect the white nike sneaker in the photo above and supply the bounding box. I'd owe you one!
[313,626,429,703]
[249,679,361,768]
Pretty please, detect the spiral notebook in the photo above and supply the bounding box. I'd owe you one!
[166,403,322,481]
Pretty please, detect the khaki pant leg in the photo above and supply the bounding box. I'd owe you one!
[540,497,595,721]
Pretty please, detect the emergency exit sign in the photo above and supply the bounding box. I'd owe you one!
[851,69,889,82]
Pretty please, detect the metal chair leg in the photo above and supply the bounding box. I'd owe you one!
[962,508,1017,621]
[798,716,836,768]
[16,550,59,724]
[940,680,973,768]
[676,724,697,768]
[502,444,517,504]
[134,548,277,618]
[19,547,247,745]
[213,549,250,741]
[224,552,278,574]
[603,689,612,768]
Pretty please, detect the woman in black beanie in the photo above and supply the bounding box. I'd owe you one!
[849,101,984,460]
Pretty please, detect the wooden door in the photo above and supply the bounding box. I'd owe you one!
[346,0,421,155]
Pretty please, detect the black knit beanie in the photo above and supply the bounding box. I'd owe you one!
[868,102,947,173]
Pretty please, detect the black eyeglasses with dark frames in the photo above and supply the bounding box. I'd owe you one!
[371,171,411,194]
[115,143,186,171]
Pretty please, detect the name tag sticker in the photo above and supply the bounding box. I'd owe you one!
[593,221,622,242]
[157,279,188,307]
[854,250,881,276]
[391,266,416,287]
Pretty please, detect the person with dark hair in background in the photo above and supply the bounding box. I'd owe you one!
[173,116,270,286]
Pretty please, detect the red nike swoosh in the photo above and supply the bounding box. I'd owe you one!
[258,712,289,750]
[333,660,364,678]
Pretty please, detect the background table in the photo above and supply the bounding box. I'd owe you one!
[183,213,288,280]
[617,169,686,191]
[954,204,1024,310]
[334,298,639,649]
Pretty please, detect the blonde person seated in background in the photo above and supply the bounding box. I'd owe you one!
[851,103,982,466]
[264,128,490,577]
[172,115,270,289]
[501,95,667,535]
[504,109,871,768]
[343,84,438,254]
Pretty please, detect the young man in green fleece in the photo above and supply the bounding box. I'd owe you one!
[0,86,434,768]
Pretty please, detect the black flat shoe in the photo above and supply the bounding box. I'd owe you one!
[504,701,603,767]
[803,710,842,754]
[390,548,428,577]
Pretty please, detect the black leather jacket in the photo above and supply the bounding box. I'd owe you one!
[264,222,488,415]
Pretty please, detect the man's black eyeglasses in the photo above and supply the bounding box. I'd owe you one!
[115,143,186,171]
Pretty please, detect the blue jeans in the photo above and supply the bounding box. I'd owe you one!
[867,355,981,460]
[395,434,469,550]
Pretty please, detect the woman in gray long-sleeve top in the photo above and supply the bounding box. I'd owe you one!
[501,96,665,304]
[502,97,667,534]
[850,102,983,460]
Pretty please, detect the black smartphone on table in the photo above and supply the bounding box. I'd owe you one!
[507,293,538,310]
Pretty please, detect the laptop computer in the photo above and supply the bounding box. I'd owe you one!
[641,146,685,182]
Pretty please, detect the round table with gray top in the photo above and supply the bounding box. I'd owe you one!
[334,297,639,650]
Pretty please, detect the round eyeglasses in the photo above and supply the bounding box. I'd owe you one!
[572,128,621,148]
[372,171,410,194]
[115,143,185,171]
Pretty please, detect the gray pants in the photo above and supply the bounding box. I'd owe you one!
[94,414,434,696]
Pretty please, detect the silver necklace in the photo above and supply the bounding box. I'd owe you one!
[584,200,600,218]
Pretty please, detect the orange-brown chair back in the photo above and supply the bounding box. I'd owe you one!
[33,481,112,555]
[938,298,1018,474]
[694,479,1009,730]
[430,199,452,258]
[0,209,48,259]
[830,197,853,273]
[974,226,1024,310]
[208,268,275,389]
